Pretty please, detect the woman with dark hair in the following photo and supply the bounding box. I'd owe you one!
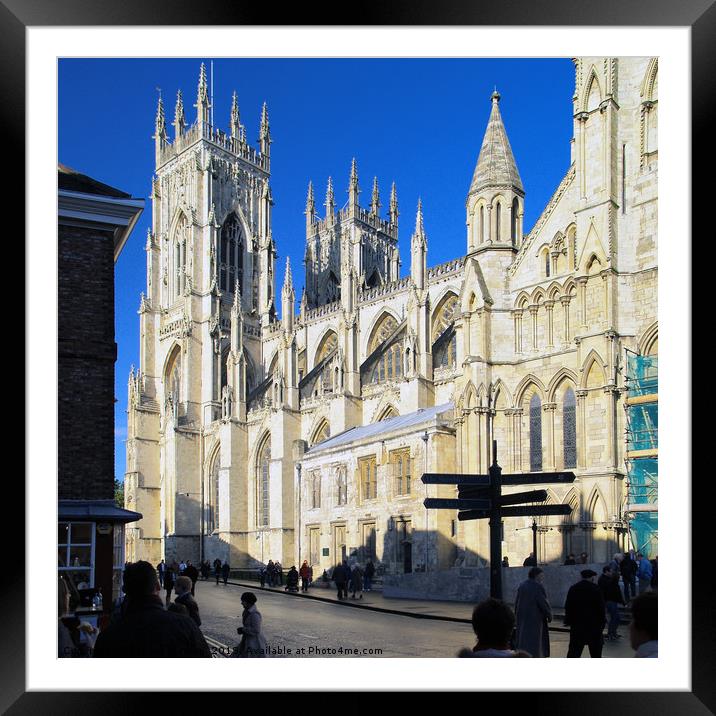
[235,592,268,657]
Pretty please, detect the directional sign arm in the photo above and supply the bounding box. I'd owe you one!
[499,489,548,506]
[501,472,576,486]
[421,473,491,486]
[424,498,491,510]
[457,503,573,521]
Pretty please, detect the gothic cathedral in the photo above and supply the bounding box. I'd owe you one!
[125,57,658,574]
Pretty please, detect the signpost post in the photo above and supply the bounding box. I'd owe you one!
[421,440,575,599]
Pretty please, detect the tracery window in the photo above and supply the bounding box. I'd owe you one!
[529,393,543,471]
[311,420,330,446]
[369,314,402,384]
[166,347,181,405]
[311,472,321,509]
[391,450,411,496]
[219,213,243,295]
[173,215,190,300]
[511,197,519,245]
[432,293,459,369]
[207,454,220,533]
[359,456,377,501]
[495,202,501,242]
[563,389,577,469]
[257,437,270,528]
[336,466,347,506]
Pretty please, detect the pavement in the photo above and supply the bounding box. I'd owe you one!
[220,577,632,633]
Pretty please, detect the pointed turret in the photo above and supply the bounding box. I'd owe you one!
[230,91,241,140]
[195,63,211,125]
[370,177,381,216]
[259,102,271,157]
[348,158,360,208]
[325,176,335,221]
[466,90,524,251]
[389,182,399,226]
[173,89,186,140]
[305,181,316,230]
[230,280,243,354]
[411,198,427,290]
[154,92,168,165]
[282,256,295,333]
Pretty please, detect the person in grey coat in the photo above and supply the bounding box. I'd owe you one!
[514,567,553,657]
[236,592,268,657]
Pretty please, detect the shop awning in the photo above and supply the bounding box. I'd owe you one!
[59,500,142,524]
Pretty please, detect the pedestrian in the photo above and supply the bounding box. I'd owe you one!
[650,555,658,590]
[322,569,330,588]
[235,592,268,657]
[332,561,348,600]
[578,552,589,564]
[184,561,199,596]
[259,565,267,588]
[502,556,510,568]
[514,567,552,657]
[564,569,606,658]
[458,598,531,658]
[286,565,299,592]
[266,560,275,587]
[174,575,202,627]
[92,561,211,658]
[156,559,166,588]
[308,564,314,587]
[200,560,210,580]
[275,561,283,586]
[179,559,187,574]
[222,560,230,586]
[630,591,658,657]
[350,564,364,599]
[598,565,625,641]
[636,552,653,595]
[299,561,311,592]
[522,552,537,567]
[620,550,637,602]
[363,560,375,592]
[213,558,222,586]
[164,563,176,606]
[564,553,576,565]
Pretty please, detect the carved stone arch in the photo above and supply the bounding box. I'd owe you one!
[640,58,659,101]
[168,205,194,238]
[364,308,401,358]
[531,287,546,305]
[550,231,565,250]
[476,383,487,408]
[514,291,531,310]
[431,289,460,342]
[547,282,562,302]
[460,381,478,411]
[580,350,607,389]
[371,400,399,424]
[586,253,603,276]
[563,278,577,297]
[547,367,580,402]
[266,349,280,378]
[582,66,603,112]
[218,202,251,242]
[243,348,257,392]
[314,328,339,368]
[203,437,221,474]
[309,416,331,446]
[162,341,183,383]
[489,378,512,410]
[253,430,272,529]
[514,374,547,408]
[638,322,658,357]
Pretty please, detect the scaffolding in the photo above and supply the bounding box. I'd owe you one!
[624,353,658,557]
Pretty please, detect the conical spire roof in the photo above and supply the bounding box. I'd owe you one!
[469,90,523,196]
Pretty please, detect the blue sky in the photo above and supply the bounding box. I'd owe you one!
[58,57,575,482]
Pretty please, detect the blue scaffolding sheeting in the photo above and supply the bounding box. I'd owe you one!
[625,355,658,558]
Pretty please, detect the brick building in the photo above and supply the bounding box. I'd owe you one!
[58,164,144,614]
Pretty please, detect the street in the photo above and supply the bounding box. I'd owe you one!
[190,580,633,658]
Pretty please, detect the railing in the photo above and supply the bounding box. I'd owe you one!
[427,257,465,280]
[303,300,342,322]
[359,276,411,304]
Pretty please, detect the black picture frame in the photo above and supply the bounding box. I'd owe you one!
[10,0,706,710]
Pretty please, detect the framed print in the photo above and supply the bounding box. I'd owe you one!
[10,0,708,710]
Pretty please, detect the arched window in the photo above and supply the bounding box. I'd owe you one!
[207,453,220,533]
[219,213,244,295]
[529,393,543,471]
[315,331,338,366]
[257,437,270,528]
[165,347,181,405]
[511,197,519,245]
[432,293,459,369]
[311,472,321,509]
[495,202,501,242]
[479,205,485,244]
[311,420,330,446]
[173,215,190,300]
[369,314,402,384]
[563,388,577,468]
[336,466,347,506]
[545,250,551,277]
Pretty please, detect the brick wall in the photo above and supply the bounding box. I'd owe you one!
[58,224,116,501]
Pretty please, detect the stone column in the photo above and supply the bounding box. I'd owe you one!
[529,305,539,351]
[576,390,588,470]
[461,409,471,473]
[560,296,572,344]
[455,416,464,472]
[601,270,612,330]
[543,402,557,471]
[462,311,472,356]
[545,300,555,347]
[504,409,515,472]
[577,277,588,329]
[513,310,523,353]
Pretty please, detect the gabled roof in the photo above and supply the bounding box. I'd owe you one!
[304,402,454,455]
[469,91,523,197]
[58,164,131,198]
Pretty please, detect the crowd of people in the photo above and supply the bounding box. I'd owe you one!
[59,549,657,659]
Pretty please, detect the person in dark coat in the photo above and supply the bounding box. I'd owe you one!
[275,561,283,586]
[156,559,166,588]
[350,564,363,599]
[564,569,606,658]
[184,561,199,595]
[363,560,376,591]
[93,561,211,658]
[266,560,276,587]
[285,566,299,592]
[174,576,202,627]
[235,592,268,657]
[163,564,176,606]
[221,561,231,585]
[564,554,576,565]
[213,558,222,586]
[522,552,537,567]
[514,566,552,657]
[598,565,624,640]
[619,551,637,602]
[457,598,531,658]
[332,562,348,600]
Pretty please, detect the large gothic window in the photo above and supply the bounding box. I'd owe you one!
[219,213,244,295]
[173,215,190,301]
[432,293,459,369]
[563,388,577,468]
[479,205,485,244]
[529,393,543,471]
[165,347,181,405]
[257,437,270,528]
[311,472,321,509]
[369,314,402,384]
[207,453,220,534]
